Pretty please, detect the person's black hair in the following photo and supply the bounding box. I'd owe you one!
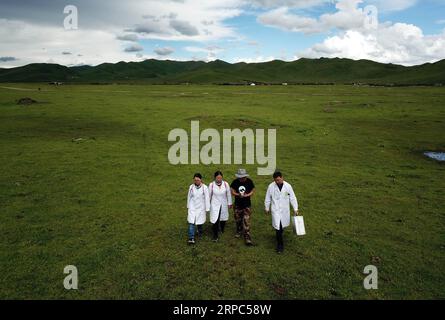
[214,170,223,178]
[194,173,202,180]
[273,171,283,179]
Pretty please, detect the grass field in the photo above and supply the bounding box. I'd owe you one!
[0,83,444,299]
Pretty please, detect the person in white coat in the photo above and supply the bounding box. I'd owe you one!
[209,171,233,242]
[187,173,210,244]
[264,171,299,253]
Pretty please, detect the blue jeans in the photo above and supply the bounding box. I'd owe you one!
[188,223,203,240]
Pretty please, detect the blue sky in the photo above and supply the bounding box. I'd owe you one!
[0,0,444,67]
[378,1,445,34]
[135,0,445,64]
[140,13,328,63]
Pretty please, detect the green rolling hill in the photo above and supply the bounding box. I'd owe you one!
[0,58,444,85]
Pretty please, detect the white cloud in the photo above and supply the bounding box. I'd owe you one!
[123,0,243,41]
[0,56,18,62]
[301,23,445,65]
[258,7,324,34]
[124,44,144,52]
[185,45,224,61]
[257,0,374,34]
[0,0,244,67]
[169,19,199,36]
[245,0,328,9]
[185,46,223,53]
[117,34,139,42]
[154,47,175,56]
[0,19,142,67]
[249,0,418,11]
[367,0,418,12]
[256,0,445,66]
[0,0,441,68]
[234,55,277,63]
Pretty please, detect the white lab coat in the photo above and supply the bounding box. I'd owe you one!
[209,181,232,223]
[264,181,299,230]
[187,184,210,225]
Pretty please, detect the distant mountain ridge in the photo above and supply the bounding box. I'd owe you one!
[0,58,444,85]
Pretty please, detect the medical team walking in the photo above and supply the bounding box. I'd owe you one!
[186,168,301,253]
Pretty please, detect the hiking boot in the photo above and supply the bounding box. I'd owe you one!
[245,239,254,246]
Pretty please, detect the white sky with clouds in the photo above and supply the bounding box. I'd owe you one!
[0,0,444,67]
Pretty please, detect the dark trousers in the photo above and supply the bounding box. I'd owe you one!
[212,208,226,239]
[276,222,284,249]
[234,206,252,241]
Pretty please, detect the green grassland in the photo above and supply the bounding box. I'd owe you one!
[0,83,444,299]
